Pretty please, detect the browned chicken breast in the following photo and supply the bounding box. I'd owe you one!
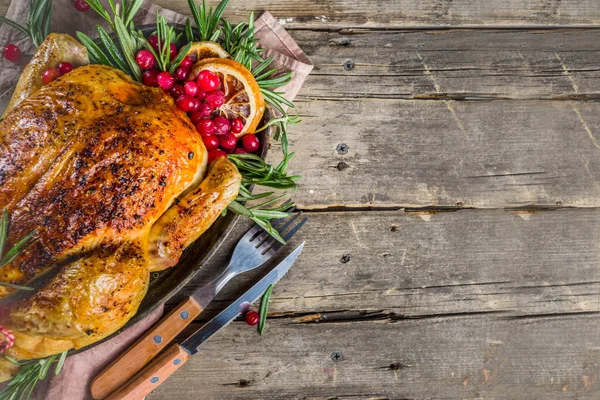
[0,35,241,381]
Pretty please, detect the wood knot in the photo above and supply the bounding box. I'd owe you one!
[340,254,350,263]
[337,161,349,171]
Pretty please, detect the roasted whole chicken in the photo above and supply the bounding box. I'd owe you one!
[0,34,242,380]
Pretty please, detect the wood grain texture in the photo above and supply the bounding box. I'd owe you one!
[149,315,600,399]
[292,29,600,100]
[275,98,600,208]
[169,210,600,320]
[154,0,600,29]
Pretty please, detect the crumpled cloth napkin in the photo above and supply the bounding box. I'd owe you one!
[0,1,312,398]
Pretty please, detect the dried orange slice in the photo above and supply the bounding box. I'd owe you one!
[186,41,230,62]
[190,58,265,137]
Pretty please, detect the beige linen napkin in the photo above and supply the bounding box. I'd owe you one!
[0,1,312,399]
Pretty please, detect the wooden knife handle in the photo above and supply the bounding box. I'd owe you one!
[91,296,202,399]
[105,343,190,400]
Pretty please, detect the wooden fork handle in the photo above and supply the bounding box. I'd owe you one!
[105,344,190,400]
[91,296,202,399]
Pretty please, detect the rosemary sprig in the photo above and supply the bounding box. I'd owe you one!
[0,209,35,291]
[136,15,192,73]
[0,0,53,47]
[0,351,68,400]
[226,154,300,243]
[258,284,274,335]
[188,0,229,42]
[77,0,144,81]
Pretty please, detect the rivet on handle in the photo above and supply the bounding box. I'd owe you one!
[180,311,189,320]
[153,335,163,344]
[150,377,159,384]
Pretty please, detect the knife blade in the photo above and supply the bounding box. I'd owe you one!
[105,241,305,400]
[182,241,304,354]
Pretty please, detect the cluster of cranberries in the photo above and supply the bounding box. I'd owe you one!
[41,62,74,84]
[135,37,260,163]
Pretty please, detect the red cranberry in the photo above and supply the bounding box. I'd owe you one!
[196,89,207,100]
[189,111,204,124]
[206,90,225,108]
[183,80,199,97]
[234,147,248,154]
[179,56,194,69]
[197,103,213,118]
[197,70,220,91]
[3,44,21,63]
[175,95,196,112]
[231,118,244,134]
[196,118,216,136]
[136,50,155,70]
[74,0,90,12]
[213,116,231,135]
[245,311,259,326]
[203,135,220,150]
[148,36,159,50]
[242,135,260,153]
[189,97,201,112]
[57,62,74,74]
[142,69,159,87]
[207,149,226,163]
[169,43,177,61]
[170,84,185,99]
[173,67,189,82]
[42,68,61,84]
[157,71,175,90]
[220,133,237,151]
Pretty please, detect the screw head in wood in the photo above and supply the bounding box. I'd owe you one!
[331,351,343,361]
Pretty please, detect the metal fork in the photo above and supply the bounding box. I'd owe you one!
[92,211,307,399]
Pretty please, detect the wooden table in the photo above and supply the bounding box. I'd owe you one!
[4,0,600,398]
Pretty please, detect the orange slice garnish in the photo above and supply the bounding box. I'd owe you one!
[190,58,265,137]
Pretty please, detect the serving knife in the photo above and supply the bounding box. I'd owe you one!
[103,242,305,400]
[92,213,306,400]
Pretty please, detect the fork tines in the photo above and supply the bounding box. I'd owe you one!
[253,211,307,254]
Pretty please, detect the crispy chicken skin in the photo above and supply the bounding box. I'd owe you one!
[0,35,241,381]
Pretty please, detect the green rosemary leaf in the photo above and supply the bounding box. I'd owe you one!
[3,356,23,366]
[249,194,286,210]
[208,0,230,39]
[253,218,286,244]
[114,15,142,81]
[84,0,113,27]
[169,42,192,74]
[106,0,117,15]
[249,210,289,219]
[0,209,8,259]
[76,32,114,67]
[124,0,144,26]
[252,57,274,76]
[258,284,274,335]
[97,26,132,76]
[0,231,36,268]
[54,351,68,376]
[0,282,34,291]
[185,19,194,42]
[0,16,30,37]
[209,29,221,42]
[188,0,202,40]
[226,200,253,217]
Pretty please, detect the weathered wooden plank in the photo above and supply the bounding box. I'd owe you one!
[294,29,600,100]
[150,315,600,399]
[268,98,600,208]
[171,209,600,319]
[154,0,600,29]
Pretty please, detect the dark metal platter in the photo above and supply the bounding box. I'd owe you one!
[0,24,270,350]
